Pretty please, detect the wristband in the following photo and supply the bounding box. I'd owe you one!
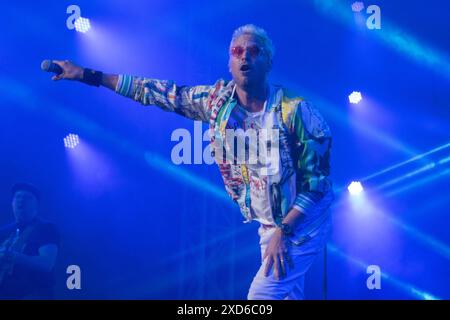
[82,68,103,87]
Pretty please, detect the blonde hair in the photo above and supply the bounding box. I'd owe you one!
[230,24,275,60]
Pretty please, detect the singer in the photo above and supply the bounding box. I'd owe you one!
[47,24,333,300]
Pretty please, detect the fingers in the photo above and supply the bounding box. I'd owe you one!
[264,254,288,280]
[51,60,66,81]
[274,254,287,280]
[263,233,292,280]
[264,256,273,277]
[52,60,63,67]
[273,256,281,280]
[52,73,64,81]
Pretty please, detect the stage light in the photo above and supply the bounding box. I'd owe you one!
[349,91,363,104]
[351,1,364,12]
[64,134,79,149]
[74,17,91,33]
[348,181,364,195]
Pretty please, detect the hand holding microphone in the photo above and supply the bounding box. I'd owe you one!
[41,60,84,81]
[41,59,104,86]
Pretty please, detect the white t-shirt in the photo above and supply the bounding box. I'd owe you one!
[225,88,281,225]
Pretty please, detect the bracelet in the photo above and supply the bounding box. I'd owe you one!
[82,68,103,87]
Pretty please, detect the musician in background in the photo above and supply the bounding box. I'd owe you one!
[0,183,60,299]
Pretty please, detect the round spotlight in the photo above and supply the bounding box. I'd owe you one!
[64,134,80,149]
[348,181,364,196]
[74,17,91,33]
[349,91,363,104]
[351,1,365,13]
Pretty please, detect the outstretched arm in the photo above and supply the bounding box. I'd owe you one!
[50,60,225,122]
[51,60,118,90]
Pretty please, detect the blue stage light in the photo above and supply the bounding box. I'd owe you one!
[64,134,80,149]
[348,181,364,195]
[74,17,91,33]
[351,1,364,13]
[349,91,363,104]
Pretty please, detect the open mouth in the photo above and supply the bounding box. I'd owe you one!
[240,64,251,72]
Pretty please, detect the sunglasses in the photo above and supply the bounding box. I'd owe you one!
[230,45,264,59]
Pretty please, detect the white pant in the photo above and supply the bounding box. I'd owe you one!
[247,215,331,300]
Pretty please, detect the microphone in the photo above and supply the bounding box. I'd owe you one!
[41,60,63,75]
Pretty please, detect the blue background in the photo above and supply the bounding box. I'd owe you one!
[1,0,449,299]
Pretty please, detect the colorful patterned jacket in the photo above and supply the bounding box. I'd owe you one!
[115,75,333,228]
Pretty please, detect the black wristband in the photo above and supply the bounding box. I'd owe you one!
[82,68,103,87]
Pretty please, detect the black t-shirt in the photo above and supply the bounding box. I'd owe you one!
[0,218,60,299]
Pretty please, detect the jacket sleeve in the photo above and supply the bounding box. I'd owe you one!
[115,74,226,122]
[292,100,333,215]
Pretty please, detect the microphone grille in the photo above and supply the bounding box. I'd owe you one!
[41,59,51,71]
